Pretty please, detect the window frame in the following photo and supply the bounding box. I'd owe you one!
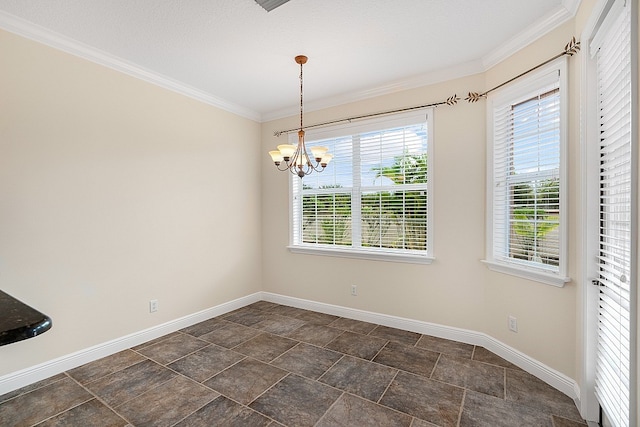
[484,57,570,287]
[287,109,435,264]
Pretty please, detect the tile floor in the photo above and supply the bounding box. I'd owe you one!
[0,301,587,426]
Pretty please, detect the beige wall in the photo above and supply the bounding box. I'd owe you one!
[0,29,262,376]
[261,24,581,379]
[483,21,580,377]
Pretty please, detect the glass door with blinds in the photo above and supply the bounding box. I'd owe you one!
[590,1,636,426]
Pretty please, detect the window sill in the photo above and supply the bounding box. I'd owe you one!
[482,260,570,287]
[288,245,434,265]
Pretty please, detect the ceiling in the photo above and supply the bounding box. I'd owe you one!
[0,0,579,122]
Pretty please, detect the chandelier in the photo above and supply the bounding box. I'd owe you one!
[269,55,333,178]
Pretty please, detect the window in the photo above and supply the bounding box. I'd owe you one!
[485,58,569,286]
[289,110,433,263]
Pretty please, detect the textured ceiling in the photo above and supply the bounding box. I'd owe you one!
[0,0,578,121]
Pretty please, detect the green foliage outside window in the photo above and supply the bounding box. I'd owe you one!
[509,178,560,265]
[302,153,428,251]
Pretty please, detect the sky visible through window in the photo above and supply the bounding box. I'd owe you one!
[511,89,560,176]
[302,124,428,189]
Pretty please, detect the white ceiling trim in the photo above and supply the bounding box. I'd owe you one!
[267,2,582,122]
[0,10,261,122]
[481,4,577,69]
[0,3,581,124]
[262,58,485,122]
[562,0,583,16]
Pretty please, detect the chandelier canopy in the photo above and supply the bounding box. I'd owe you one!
[269,55,332,178]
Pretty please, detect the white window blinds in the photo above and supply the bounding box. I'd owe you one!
[592,2,633,426]
[290,111,432,262]
[486,58,568,285]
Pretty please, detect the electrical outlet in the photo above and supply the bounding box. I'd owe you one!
[351,284,357,296]
[508,315,518,332]
[149,299,158,313]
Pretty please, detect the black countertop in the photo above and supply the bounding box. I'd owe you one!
[0,290,52,346]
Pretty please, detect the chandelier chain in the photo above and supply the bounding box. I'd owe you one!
[299,61,304,130]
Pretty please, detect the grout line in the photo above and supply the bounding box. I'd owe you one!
[313,391,345,426]
[316,354,345,383]
[430,352,442,378]
[456,389,467,427]
[369,340,390,361]
[245,371,291,407]
[503,366,507,400]
[377,369,400,405]
[66,373,133,425]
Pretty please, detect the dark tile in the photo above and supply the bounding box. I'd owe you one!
[506,369,583,422]
[84,359,177,407]
[233,333,298,362]
[223,307,272,326]
[472,346,522,370]
[253,314,307,335]
[203,358,287,405]
[432,354,505,398]
[328,317,378,334]
[132,331,182,351]
[325,331,387,360]
[271,343,343,380]
[0,377,92,427]
[35,399,128,427]
[0,373,66,403]
[379,371,463,426]
[248,301,281,311]
[181,318,225,337]
[410,418,439,427]
[136,333,208,365]
[373,341,439,377]
[285,323,344,347]
[295,310,339,325]
[317,393,412,427]
[249,374,341,427]
[67,350,146,384]
[268,305,310,318]
[460,390,553,427]
[319,356,397,402]
[168,344,244,383]
[175,395,272,427]
[369,325,421,346]
[416,335,474,358]
[552,415,587,426]
[199,321,262,348]
[117,375,217,427]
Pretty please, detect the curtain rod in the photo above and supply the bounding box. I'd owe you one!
[274,37,580,137]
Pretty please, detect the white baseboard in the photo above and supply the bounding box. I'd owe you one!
[0,292,261,395]
[261,292,581,402]
[2,290,580,409]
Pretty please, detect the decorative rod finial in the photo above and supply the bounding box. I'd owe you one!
[446,95,459,106]
[564,37,580,56]
[466,92,485,103]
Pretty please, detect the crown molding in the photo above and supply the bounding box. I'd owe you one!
[482,3,579,69]
[262,58,485,122]
[0,10,261,122]
[1,2,582,124]
[265,2,583,122]
[562,0,583,16]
